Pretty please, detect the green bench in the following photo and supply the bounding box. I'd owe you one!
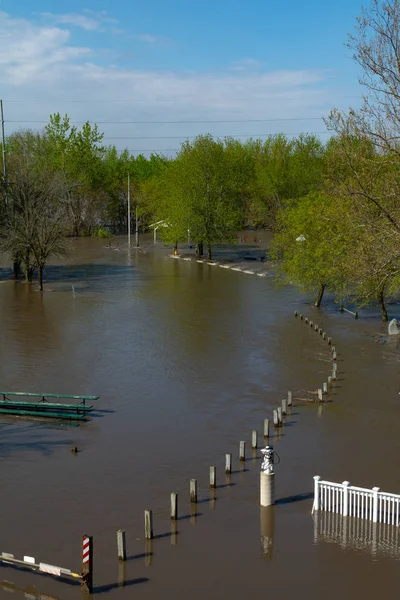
[0,392,99,421]
[0,407,86,421]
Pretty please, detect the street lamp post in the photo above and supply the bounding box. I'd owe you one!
[127,173,131,246]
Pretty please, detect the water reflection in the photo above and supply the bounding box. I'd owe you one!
[260,506,275,559]
[313,512,400,558]
[0,578,62,600]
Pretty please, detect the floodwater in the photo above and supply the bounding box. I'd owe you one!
[0,233,400,599]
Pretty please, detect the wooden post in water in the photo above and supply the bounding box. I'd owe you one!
[209,466,216,488]
[81,535,93,594]
[239,441,246,461]
[322,332,326,340]
[294,311,298,317]
[310,321,313,328]
[277,407,283,426]
[323,382,328,395]
[333,362,338,373]
[333,351,337,361]
[332,370,337,381]
[331,346,336,354]
[328,337,332,345]
[144,510,153,539]
[225,453,232,474]
[317,389,323,401]
[170,493,178,520]
[273,409,279,427]
[190,479,197,503]
[117,530,126,561]
[305,317,308,324]
[281,399,287,416]
[252,430,258,449]
[328,375,332,387]
[264,418,270,438]
[287,391,293,407]
[314,324,318,331]
[319,328,323,335]
[300,314,303,320]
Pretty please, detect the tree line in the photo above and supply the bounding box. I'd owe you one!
[1,0,399,322]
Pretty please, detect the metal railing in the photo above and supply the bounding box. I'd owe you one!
[313,476,400,525]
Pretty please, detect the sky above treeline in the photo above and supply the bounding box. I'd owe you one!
[1,0,366,155]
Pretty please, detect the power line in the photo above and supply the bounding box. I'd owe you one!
[2,95,363,103]
[101,131,330,140]
[6,117,325,125]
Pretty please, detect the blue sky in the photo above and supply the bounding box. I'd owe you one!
[0,0,366,154]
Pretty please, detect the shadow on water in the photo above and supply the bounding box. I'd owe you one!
[93,578,149,593]
[0,425,74,458]
[276,492,314,505]
[178,512,202,521]
[126,552,153,562]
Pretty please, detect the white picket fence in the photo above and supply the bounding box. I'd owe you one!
[313,476,400,525]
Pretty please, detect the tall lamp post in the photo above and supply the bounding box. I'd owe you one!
[127,173,131,246]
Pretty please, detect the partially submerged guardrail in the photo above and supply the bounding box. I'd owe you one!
[0,534,93,593]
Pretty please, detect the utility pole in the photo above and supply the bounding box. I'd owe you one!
[127,173,131,246]
[0,99,8,206]
[135,204,139,247]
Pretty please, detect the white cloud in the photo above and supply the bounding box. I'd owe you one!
[230,58,264,72]
[41,12,102,31]
[0,11,350,154]
[0,12,92,84]
[136,33,159,43]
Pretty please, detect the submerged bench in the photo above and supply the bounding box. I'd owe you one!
[0,407,86,421]
[0,392,99,421]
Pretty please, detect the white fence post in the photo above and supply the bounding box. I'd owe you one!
[313,476,321,511]
[372,487,380,523]
[342,481,350,517]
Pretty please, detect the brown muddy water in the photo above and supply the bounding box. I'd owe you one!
[0,233,400,600]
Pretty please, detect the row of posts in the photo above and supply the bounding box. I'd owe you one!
[294,311,339,398]
[87,309,336,591]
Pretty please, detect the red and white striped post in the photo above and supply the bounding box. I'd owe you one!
[81,535,93,593]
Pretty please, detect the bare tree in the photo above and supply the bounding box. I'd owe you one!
[325,0,400,232]
[2,131,69,290]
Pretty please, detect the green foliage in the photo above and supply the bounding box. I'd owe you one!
[92,226,111,238]
[272,193,347,306]
[156,135,253,258]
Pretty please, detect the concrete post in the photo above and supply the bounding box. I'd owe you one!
[225,453,232,474]
[170,493,178,520]
[239,441,246,461]
[252,430,258,449]
[260,472,275,507]
[209,466,216,488]
[144,510,153,539]
[117,530,126,561]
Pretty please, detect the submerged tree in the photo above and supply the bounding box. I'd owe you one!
[2,130,69,290]
[272,193,346,307]
[158,135,252,259]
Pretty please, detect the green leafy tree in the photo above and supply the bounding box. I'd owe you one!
[159,135,252,258]
[272,193,346,306]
